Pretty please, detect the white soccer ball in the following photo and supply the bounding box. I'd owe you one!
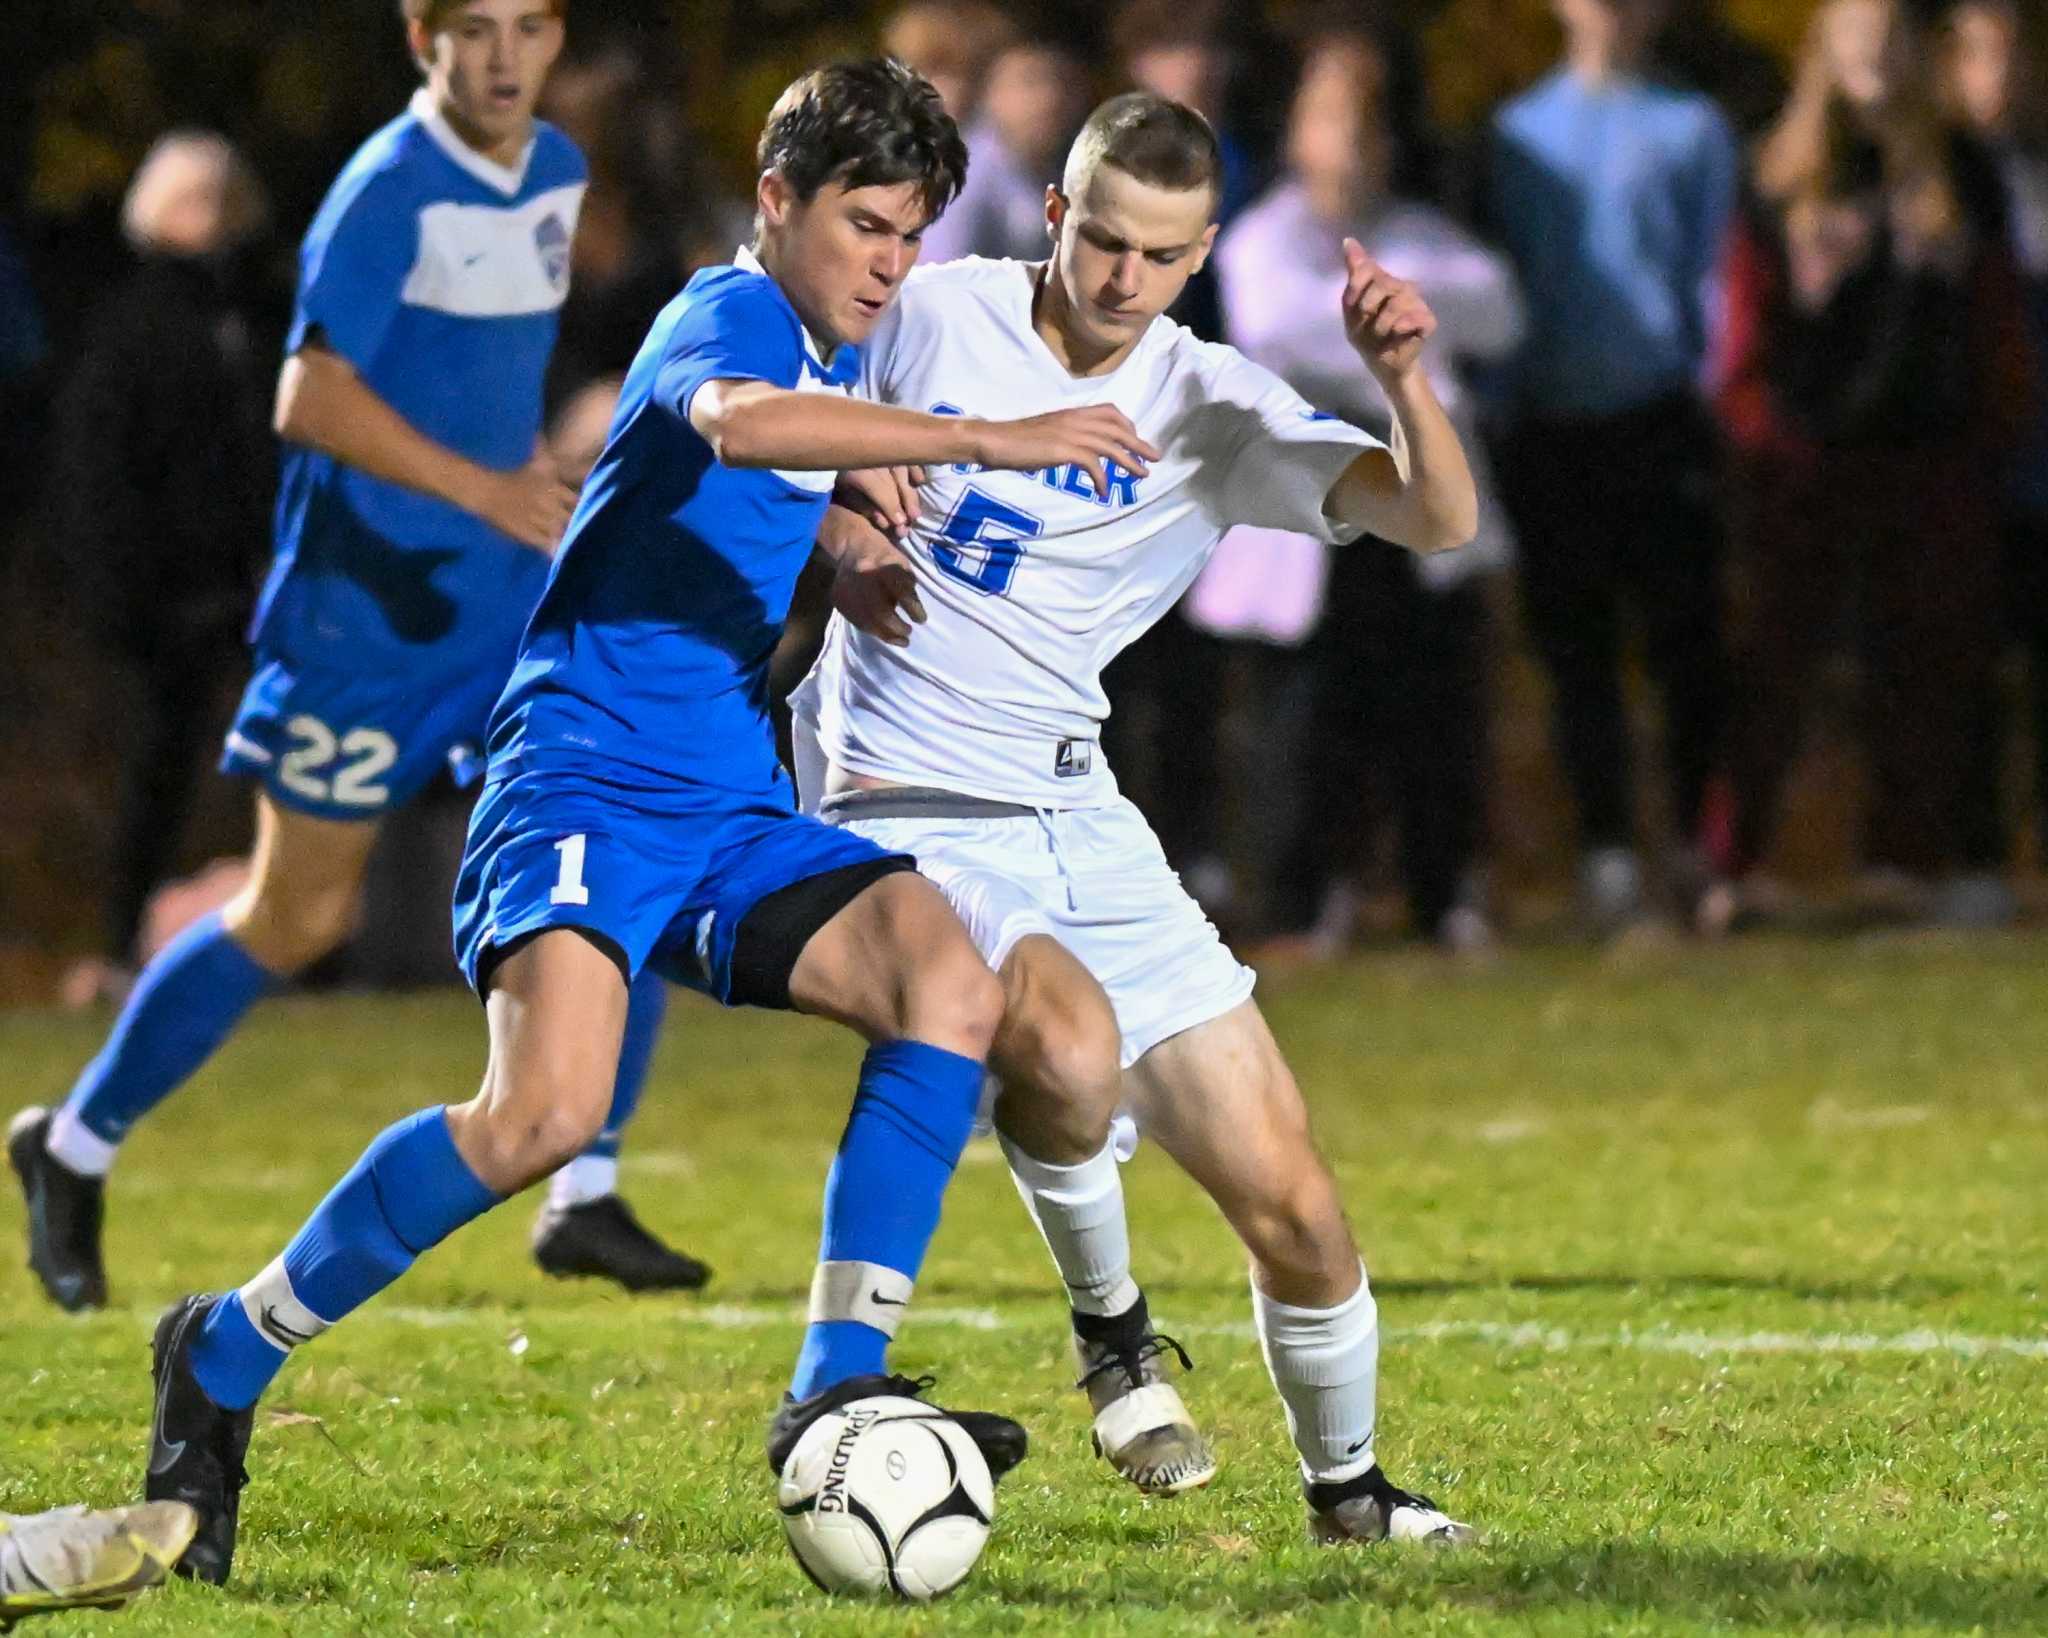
[777,1394,995,1599]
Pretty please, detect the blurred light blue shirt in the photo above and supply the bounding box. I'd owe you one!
[1491,69,1737,418]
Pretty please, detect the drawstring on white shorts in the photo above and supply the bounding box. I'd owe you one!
[1035,808,1080,911]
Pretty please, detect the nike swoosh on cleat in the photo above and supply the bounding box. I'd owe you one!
[150,1302,197,1478]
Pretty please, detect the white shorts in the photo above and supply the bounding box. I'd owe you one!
[826,796,1256,1071]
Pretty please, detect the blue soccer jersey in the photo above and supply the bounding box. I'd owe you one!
[222,92,586,819]
[253,89,586,667]
[486,247,859,803]
[452,250,910,1002]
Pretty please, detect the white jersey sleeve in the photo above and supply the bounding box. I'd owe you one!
[1198,354,1382,545]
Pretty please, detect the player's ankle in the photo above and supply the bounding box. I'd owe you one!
[44,1108,117,1179]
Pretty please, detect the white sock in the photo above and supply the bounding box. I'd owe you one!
[548,1154,617,1210]
[1252,1263,1379,1485]
[44,1109,117,1179]
[999,1133,1141,1318]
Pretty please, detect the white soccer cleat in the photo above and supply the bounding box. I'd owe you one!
[0,1501,198,1625]
[1075,1322,1217,1496]
[1305,1466,1478,1548]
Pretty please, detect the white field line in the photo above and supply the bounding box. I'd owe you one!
[367,1305,2048,1361]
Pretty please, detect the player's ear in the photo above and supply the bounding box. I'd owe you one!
[405,16,434,72]
[1187,220,1220,276]
[758,169,795,232]
[1044,186,1067,246]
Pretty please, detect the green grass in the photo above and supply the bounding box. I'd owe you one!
[3,937,2046,1634]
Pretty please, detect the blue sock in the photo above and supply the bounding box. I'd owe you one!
[188,1108,500,1410]
[589,971,668,1161]
[59,912,278,1148]
[789,1040,984,1400]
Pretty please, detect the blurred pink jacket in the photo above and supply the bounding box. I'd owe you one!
[1195,182,1523,642]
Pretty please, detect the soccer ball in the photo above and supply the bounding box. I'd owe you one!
[777,1395,994,1599]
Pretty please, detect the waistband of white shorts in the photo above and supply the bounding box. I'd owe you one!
[818,786,1041,824]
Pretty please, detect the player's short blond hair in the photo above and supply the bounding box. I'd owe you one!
[399,0,564,33]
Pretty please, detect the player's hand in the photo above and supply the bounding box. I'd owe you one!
[821,504,927,647]
[1341,239,1435,385]
[478,448,579,554]
[973,406,1160,504]
[835,466,928,540]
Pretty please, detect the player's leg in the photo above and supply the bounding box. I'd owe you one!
[755,864,1024,1474]
[145,928,626,1584]
[11,794,378,1311]
[986,932,1217,1495]
[531,970,712,1293]
[1125,1001,1474,1547]
[845,804,1219,1494]
[0,1501,198,1623]
[1624,399,1729,900]
[1504,416,1639,928]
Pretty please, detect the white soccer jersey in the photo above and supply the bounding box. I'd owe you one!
[792,256,1385,808]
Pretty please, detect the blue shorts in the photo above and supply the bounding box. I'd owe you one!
[451,764,911,1007]
[221,651,508,821]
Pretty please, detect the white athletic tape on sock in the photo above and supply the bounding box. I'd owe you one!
[807,1261,914,1338]
[238,1257,332,1354]
[1092,1381,1194,1458]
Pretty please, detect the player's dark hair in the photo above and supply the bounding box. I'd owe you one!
[756,58,969,226]
[401,0,565,33]
[1070,93,1222,199]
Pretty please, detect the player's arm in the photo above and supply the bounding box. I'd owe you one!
[1321,240,1479,555]
[689,382,1160,503]
[274,343,577,553]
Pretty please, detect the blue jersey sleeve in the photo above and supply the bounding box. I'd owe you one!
[288,168,419,370]
[651,276,801,429]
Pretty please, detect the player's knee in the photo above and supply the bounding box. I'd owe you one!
[1244,1168,1355,1296]
[460,1080,607,1191]
[903,943,1004,1059]
[998,999,1121,1152]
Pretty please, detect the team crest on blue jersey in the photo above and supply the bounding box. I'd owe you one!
[535,213,571,290]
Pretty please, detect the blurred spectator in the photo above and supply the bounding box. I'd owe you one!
[1718,0,2033,918]
[0,218,47,549]
[919,33,1092,264]
[1490,0,1738,933]
[1944,0,2048,874]
[1112,0,1259,224]
[1204,20,1523,954]
[1662,0,1792,136]
[539,50,726,414]
[46,133,275,976]
[881,0,1019,125]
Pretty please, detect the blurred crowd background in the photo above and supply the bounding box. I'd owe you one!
[4,0,2048,1003]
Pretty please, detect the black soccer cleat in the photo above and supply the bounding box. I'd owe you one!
[7,1106,108,1312]
[145,1295,255,1586]
[531,1195,712,1293]
[767,1373,1028,1483]
[1305,1463,1478,1547]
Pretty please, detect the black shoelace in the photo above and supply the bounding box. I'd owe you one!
[1075,1332,1194,1394]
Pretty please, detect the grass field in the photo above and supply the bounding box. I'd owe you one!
[2,937,2045,1635]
